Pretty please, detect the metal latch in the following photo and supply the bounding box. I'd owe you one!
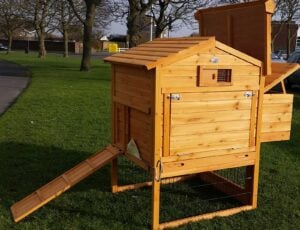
[244,91,255,98]
[167,93,181,100]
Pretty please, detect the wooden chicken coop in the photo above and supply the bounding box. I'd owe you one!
[10,0,299,229]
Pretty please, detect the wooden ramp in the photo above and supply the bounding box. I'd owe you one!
[11,145,122,223]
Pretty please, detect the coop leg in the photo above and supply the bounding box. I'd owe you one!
[152,179,161,230]
[245,165,259,208]
[111,158,118,193]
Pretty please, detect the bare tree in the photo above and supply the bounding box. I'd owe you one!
[21,0,56,58]
[112,0,156,47]
[150,0,210,38]
[273,0,300,57]
[53,0,79,57]
[67,0,110,71]
[0,0,24,53]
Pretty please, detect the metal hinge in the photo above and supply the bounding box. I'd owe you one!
[244,91,255,98]
[167,93,181,100]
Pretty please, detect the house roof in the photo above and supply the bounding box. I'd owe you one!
[104,37,262,70]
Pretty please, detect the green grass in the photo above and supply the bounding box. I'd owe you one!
[0,52,299,229]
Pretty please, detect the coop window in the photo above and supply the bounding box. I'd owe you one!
[198,66,233,87]
[217,69,232,83]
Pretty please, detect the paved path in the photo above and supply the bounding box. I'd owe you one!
[0,60,30,115]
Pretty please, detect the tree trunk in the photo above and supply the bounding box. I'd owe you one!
[80,3,96,71]
[155,26,164,38]
[7,33,13,54]
[38,32,47,58]
[63,30,69,58]
[127,15,140,47]
[286,22,291,59]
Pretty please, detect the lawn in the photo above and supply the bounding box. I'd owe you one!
[0,52,299,229]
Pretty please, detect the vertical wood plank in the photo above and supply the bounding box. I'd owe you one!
[111,158,118,193]
[264,13,272,75]
[249,91,258,147]
[112,64,116,145]
[163,94,171,157]
[152,179,161,230]
[281,80,286,94]
[152,67,163,229]
[252,75,265,207]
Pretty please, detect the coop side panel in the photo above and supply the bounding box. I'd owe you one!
[261,94,293,142]
[160,47,260,92]
[196,2,272,75]
[113,65,154,166]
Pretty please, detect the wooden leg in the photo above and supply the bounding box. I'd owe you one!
[251,163,260,208]
[152,178,161,230]
[245,166,254,205]
[111,158,118,193]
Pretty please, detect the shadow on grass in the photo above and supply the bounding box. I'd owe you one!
[0,141,112,204]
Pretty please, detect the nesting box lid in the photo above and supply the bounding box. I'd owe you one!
[104,37,262,70]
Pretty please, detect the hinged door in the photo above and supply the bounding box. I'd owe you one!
[261,94,293,142]
[163,91,258,157]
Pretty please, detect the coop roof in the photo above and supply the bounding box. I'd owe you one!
[104,37,262,70]
[264,62,300,93]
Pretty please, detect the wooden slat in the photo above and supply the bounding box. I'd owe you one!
[170,139,250,155]
[263,93,293,103]
[261,121,291,132]
[11,145,122,223]
[139,43,195,48]
[171,131,249,146]
[129,47,183,53]
[161,65,260,77]
[172,54,253,66]
[162,152,255,178]
[112,53,163,62]
[261,131,290,142]
[262,112,292,122]
[172,110,250,125]
[125,50,170,57]
[173,91,249,102]
[104,56,151,67]
[162,147,255,163]
[159,205,253,229]
[171,99,251,114]
[171,120,250,137]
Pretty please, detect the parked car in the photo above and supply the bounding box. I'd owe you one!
[285,51,300,89]
[0,43,8,51]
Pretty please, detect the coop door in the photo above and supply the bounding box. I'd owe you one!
[164,91,258,156]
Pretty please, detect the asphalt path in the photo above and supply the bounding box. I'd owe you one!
[0,60,30,115]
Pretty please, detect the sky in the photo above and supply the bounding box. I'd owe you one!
[108,19,199,38]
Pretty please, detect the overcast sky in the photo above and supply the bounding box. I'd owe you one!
[108,19,199,38]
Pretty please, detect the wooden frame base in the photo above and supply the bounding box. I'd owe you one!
[159,205,254,229]
[111,159,257,230]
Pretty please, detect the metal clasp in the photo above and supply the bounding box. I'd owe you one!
[244,91,255,98]
[167,93,181,100]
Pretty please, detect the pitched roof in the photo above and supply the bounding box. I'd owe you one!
[104,37,262,70]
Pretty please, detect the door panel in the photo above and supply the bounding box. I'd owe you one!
[168,91,256,155]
